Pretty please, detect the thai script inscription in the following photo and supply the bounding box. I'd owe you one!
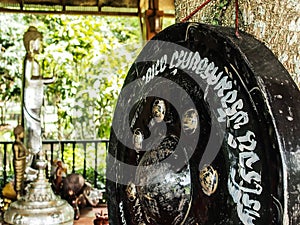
[141,49,262,225]
[119,201,127,225]
[228,131,262,225]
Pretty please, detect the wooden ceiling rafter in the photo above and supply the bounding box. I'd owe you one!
[61,0,65,11]
[0,0,175,17]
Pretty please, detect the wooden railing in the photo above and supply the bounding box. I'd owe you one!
[0,139,109,189]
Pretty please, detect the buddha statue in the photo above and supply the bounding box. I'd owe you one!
[12,125,27,199]
[22,26,54,173]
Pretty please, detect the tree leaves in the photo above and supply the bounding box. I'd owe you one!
[0,14,141,138]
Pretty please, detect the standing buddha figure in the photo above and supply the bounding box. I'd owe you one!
[22,26,54,173]
[12,125,27,199]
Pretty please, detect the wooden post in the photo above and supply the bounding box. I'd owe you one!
[141,0,164,40]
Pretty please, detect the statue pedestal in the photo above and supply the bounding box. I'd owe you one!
[4,159,74,225]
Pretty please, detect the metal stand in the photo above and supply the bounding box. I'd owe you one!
[4,154,74,225]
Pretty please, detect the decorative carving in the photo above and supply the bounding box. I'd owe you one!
[199,165,218,196]
[133,129,144,151]
[126,182,137,202]
[182,108,198,135]
[152,99,166,123]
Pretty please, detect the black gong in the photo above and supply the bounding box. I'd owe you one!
[106,23,300,225]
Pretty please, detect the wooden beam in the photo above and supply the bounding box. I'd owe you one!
[0,6,174,17]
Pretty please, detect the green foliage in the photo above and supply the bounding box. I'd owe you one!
[0,170,14,189]
[0,14,175,186]
[0,14,142,139]
[76,167,106,189]
[211,0,230,25]
[58,141,107,188]
[39,15,142,140]
[0,14,142,185]
[0,14,27,124]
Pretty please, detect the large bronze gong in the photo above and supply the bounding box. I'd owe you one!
[106,23,300,225]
